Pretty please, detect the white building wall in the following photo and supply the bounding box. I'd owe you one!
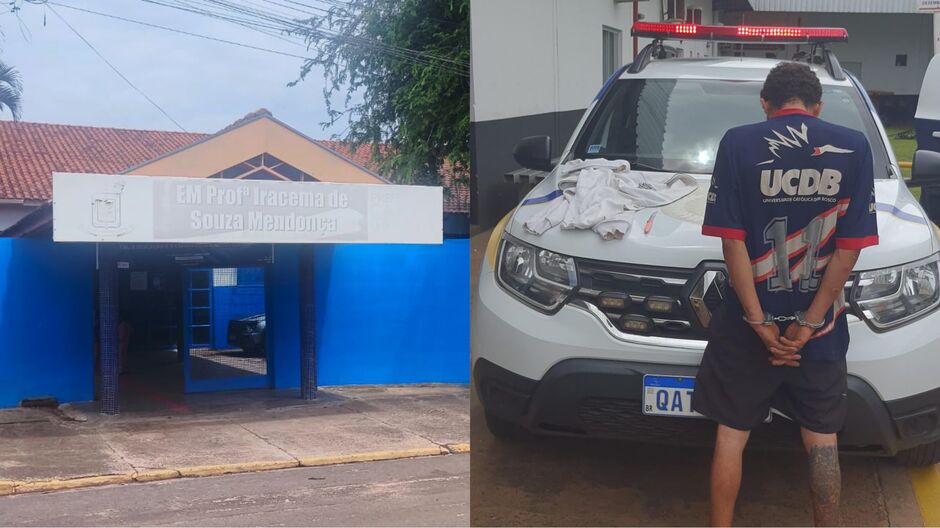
[470,0,715,123]
[935,12,940,54]
[736,11,934,95]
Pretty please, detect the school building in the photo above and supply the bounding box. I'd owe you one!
[0,109,469,413]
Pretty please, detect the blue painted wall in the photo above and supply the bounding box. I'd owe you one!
[314,239,470,385]
[0,238,469,408]
[267,239,470,388]
[0,239,95,407]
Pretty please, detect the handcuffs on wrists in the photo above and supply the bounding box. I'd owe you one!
[742,311,825,330]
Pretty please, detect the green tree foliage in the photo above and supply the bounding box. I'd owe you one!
[289,0,469,185]
[0,59,22,120]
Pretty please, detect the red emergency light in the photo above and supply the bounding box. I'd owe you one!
[632,22,848,43]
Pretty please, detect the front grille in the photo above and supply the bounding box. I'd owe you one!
[575,397,804,449]
[570,260,860,341]
[572,259,715,340]
[577,398,716,441]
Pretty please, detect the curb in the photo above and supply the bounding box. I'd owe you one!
[14,474,135,495]
[910,465,940,527]
[178,460,299,478]
[0,481,14,497]
[297,446,447,467]
[133,469,181,483]
[446,442,471,454]
[0,444,469,496]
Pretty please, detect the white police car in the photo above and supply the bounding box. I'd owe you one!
[472,23,940,466]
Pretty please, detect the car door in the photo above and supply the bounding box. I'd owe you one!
[915,54,940,153]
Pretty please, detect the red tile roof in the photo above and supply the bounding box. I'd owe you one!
[0,118,470,214]
[0,120,206,201]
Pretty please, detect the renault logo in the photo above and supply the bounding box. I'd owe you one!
[687,267,727,328]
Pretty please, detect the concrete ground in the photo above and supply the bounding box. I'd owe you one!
[0,384,469,484]
[469,230,931,526]
[469,389,924,527]
[0,453,469,527]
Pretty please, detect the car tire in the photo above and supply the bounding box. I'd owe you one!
[484,411,527,441]
[895,440,940,467]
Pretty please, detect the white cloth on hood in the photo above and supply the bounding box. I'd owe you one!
[523,159,699,240]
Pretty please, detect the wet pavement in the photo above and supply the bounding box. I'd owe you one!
[469,388,923,527]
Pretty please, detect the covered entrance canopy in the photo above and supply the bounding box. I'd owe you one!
[0,110,466,414]
[58,171,440,413]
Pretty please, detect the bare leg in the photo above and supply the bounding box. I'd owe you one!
[802,428,842,527]
[710,424,751,527]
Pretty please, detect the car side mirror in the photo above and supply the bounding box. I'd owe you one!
[912,149,940,185]
[513,136,554,172]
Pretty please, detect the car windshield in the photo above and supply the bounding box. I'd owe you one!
[572,78,889,176]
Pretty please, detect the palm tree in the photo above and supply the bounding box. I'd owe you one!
[0,60,22,120]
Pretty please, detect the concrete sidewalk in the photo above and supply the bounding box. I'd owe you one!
[0,384,469,493]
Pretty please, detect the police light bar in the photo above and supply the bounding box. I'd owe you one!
[631,22,848,43]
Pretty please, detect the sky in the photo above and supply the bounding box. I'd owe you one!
[0,0,346,138]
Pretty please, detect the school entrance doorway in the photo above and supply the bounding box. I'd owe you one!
[103,244,276,408]
[184,267,269,392]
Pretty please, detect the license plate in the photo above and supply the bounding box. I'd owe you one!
[642,375,702,418]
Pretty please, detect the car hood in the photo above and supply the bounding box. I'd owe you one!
[506,170,936,271]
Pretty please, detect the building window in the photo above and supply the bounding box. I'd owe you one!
[666,0,686,21]
[686,7,702,24]
[896,54,908,67]
[213,268,238,287]
[602,26,622,82]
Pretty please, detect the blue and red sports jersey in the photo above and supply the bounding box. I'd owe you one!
[702,109,879,360]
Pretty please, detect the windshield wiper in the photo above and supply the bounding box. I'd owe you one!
[582,154,671,172]
[625,160,669,172]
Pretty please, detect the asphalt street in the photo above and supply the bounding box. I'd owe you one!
[0,454,469,527]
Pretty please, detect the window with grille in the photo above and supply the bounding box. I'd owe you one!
[213,268,238,287]
[666,0,686,21]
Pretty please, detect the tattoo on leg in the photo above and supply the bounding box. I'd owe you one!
[808,445,842,527]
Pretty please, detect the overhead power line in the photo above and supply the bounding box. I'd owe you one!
[47,2,467,77]
[136,0,470,75]
[26,0,469,77]
[45,4,188,131]
[49,2,314,61]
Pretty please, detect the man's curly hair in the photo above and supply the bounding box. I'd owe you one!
[760,62,822,109]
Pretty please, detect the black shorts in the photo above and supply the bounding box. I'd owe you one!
[691,329,848,434]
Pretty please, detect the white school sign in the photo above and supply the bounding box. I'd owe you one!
[53,173,443,244]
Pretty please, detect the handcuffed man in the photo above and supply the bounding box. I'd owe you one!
[693,62,879,527]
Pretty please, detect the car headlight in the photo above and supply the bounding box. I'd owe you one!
[853,254,940,330]
[496,235,578,312]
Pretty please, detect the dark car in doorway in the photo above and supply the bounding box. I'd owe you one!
[227,314,266,357]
